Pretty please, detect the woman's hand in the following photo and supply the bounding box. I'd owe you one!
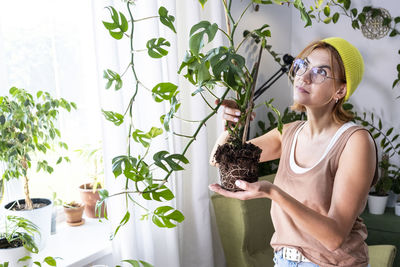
[215,99,255,130]
[209,179,275,200]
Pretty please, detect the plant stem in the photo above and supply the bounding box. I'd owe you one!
[133,15,159,22]
[242,40,264,144]
[24,175,33,210]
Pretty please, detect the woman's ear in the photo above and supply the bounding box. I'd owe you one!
[335,84,347,100]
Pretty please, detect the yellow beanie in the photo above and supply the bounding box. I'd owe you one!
[322,37,364,101]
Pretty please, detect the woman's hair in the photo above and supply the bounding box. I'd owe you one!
[290,40,354,124]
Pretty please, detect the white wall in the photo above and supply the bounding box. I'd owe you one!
[231,0,399,162]
[290,0,400,162]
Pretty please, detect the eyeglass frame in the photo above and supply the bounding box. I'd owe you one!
[290,58,346,84]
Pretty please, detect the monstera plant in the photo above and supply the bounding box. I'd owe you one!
[98,0,400,257]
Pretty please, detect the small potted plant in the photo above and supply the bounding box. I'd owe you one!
[368,153,392,215]
[0,215,39,267]
[63,201,85,226]
[0,87,76,248]
[75,144,106,218]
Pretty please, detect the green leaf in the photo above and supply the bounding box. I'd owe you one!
[362,6,372,13]
[382,17,392,26]
[178,51,212,85]
[386,127,393,136]
[152,206,185,228]
[103,69,123,90]
[357,13,366,25]
[111,211,130,240]
[323,6,330,17]
[161,96,180,131]
[351,8,357,17]
[394,16,400,24]
[146,38,170,58]
[122,260,154,267]
[323,17,332,24]
[151,82,178,102]
[254,24,271,38]
[373,133,381,139]
[352,20,360,29]
[378,119,382,130]
[389,30,397,37]
[189,21,218,56]
[142,185,175,201]
[198,0,207,7]
[391,134,399,142]
[132,127,163,147]
[393,79,399,89]
[343,0,351,10]
[43,257,57,266]
[332,12,340,23]
[159,7,176,33]
[293,0,312,27]
[153,151,189,172]
[102,110,124,126]
[208,47,245,86]
[103,6,129,40]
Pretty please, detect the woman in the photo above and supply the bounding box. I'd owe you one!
[209,37,378,267]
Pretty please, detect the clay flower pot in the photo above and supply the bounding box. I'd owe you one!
[79,183,106,218]
[63,202,85,226]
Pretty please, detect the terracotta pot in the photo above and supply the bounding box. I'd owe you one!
[63,203,84,225]
[79,183,106,218]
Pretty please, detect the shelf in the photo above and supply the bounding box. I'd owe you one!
[33,217,112,266]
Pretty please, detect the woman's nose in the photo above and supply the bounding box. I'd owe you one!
[300,68,312,84]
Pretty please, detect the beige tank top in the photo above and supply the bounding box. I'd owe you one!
[270,120,378,267]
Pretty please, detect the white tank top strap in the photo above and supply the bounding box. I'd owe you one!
[290,121,356,174]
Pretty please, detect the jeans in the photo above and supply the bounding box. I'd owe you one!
[273,250,371,267]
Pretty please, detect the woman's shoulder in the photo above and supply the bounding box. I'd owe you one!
[282,120,305,134]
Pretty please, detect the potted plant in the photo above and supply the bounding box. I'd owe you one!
[0,215,39,267]
[368,154,392,214]
[353,111,400,214]
[63,201,85,226]
[0,87,76,248]
[75,144,106,218]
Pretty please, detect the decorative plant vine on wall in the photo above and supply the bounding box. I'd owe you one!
[99,0,399,249]
[299,0,400,91]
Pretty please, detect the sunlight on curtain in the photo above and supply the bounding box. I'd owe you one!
[0,0,226,266]
[0,0,104,203]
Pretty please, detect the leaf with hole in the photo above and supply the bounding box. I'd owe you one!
[146,38,170,58]
[159,6,176,33]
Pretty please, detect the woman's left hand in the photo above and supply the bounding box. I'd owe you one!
[209,180,275,200]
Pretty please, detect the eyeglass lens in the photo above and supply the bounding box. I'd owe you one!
[292,58,328,84]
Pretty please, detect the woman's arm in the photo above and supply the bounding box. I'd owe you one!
[209,99,290,166]
[210,129,376,251]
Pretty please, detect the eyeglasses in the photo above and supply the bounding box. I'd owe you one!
[291,58,344,84]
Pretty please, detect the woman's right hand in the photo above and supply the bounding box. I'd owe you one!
[215,99,255,130]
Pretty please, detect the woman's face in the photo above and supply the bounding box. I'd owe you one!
[293,48,344,109]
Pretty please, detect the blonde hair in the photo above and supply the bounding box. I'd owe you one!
[290,40,354,124]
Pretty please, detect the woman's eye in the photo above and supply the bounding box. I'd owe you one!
[313,68,327,76]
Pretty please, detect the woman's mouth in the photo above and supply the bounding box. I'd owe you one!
[296,86,309,94]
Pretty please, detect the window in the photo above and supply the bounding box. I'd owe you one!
[0,0,105,204]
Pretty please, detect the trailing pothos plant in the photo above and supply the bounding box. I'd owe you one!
[99,0,399,238]
[0,87,76,210]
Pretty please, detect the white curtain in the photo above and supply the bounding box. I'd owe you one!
[95,0,227,266]
[0,0,227,266]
